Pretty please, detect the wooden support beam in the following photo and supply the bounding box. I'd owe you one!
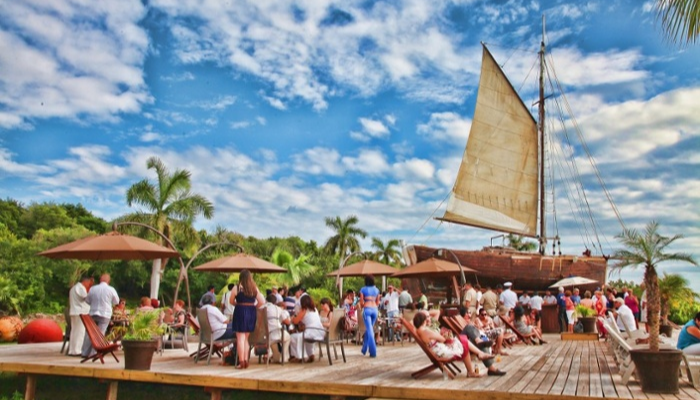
[204,386,222,400]
[105,381,118,400]
[24,374,36,400]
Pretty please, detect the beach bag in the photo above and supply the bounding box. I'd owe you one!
[574,320,584,333]
[254,343,268,356]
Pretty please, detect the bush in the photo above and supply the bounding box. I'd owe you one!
[306,288,337,307]
[575,304,596,318]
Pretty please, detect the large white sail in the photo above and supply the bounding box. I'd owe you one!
[440,45,539,237]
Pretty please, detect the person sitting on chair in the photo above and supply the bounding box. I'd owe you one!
[513,306,547,344]
[459,310,507,376]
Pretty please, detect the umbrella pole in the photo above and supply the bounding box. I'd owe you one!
[382,276,386,291]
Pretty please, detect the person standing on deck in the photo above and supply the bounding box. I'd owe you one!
[359,274,380,358]
[480,285,499,317]
[556,286,568,333]
[81,273,119,358]
[221,283,235,319]
[398,286,413,312]
[499,282,517,311]
[529,291,544,330]
[462,281,478,318]
[68,276,93,356]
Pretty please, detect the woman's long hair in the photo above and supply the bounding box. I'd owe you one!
[239,269,258,297]
[413,311,428,329]
[320,297,334,312]
[300,294,317,312]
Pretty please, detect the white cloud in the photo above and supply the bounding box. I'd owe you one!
[417,112,471,143]
[231,121,251,129]
[392,158,435,181]
[194,95,236,110]
[140,131,164,143]
[161,71,195,82]
[342,149,390,176]
[0,148,54,176]
[291,147,344,176]
[256,116,267,125]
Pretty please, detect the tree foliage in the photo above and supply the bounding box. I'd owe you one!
[657,0,700,46]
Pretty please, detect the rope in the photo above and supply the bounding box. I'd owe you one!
[405,192,450,245]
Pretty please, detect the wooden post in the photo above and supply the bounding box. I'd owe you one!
[204,387,222,400]
[24,375,36,400]
[105,381,118,400]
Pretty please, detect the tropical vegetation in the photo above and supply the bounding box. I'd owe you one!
[656,0,700,46]
[611,221,698,352]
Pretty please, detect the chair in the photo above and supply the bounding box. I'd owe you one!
[61,307,71,355]
[194,308,234,365]
[499,316,535,345]
[605,325,636,384]
[682,354,700,389]
[398,317,461,380]
[164,316,189,352]
[301,309,346,365]
[79,314,120,364]
[400,310,418,343]
[250,307,288,366]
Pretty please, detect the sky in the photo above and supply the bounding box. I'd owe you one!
[1,0,699,289]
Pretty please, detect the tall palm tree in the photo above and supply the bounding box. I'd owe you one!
[611,221,697,351]
[270,248,317,287]
[658,273,699,324]
[657,0,700,46]
[506,234,538,252]
[371,237,403,266]
[125,157,214,299]
[323,215,367,258]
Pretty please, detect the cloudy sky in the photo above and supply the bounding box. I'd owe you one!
[1,0,699,286]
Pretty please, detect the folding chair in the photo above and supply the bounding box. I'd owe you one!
[79,314,120,364]
[301,309,346,365]
[194,308,234,365]
[399,317,461,380]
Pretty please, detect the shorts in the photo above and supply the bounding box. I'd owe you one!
[566,310,575,324]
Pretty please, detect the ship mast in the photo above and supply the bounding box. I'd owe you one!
[538,15,546,255]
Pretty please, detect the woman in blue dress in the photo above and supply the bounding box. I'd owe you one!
[677,312,700,355]
[230,269,266,368]
[359,274,380,357]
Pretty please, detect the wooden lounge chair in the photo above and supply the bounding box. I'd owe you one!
[400,310,418,343]
[79,314,120,364]
[682,354,700,389]
[499,316,535,345]
[398,317,461,380]
[194,308,234,365]
[301,308,346,365]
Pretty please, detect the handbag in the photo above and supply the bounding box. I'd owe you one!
[254,344,268,356]
[297,322,306,332]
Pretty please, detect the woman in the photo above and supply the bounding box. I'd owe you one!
[513,306,547,344]
[289,295,325,362]
[170,299,187,333]
[137,296,154,312]
[343,290,358,331]
[677,312,700,355]
[230,269,266,369]
[413,312,491,377]
[319,298,333,329]
[359,275,380,357]
[564,290,575,333]
[580,291,594,309]
[625,291,640,326]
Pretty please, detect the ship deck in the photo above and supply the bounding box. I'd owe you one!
[1,334,698,400]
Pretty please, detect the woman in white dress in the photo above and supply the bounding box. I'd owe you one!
[289,295,325,362]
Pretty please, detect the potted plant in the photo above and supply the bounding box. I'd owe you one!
[612,221,697,394]
[111,310,164,370]
[575,305,597,333]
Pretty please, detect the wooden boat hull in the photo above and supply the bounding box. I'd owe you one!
[405,245,607,292]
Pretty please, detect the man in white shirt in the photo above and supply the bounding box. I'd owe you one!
[81,274,119,358]
[499,282,518,311]
[265,294,291,363]
[462,282,478,317]
[529,291,544,329]
[68,276,93,356]
[221,283,235,319]
[543,289,557,305]
[293,286,309,316]
[271,286,284,304]
[613,297,637,332]
[398,286,413,311]
[201,295,235,340]
[383,286,400,318]
[518,291,531,308]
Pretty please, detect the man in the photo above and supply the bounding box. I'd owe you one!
[462,282,478,317]
[499,282,517,311]
[472,307,507,356]
[81,274,119,358]
[480,285,499,317]
[68,276,93,356]
[199,285,217,308]
[271,286,284,304]
[383,285,400,319]
[293,286,308,316]
[529,291,544,329]
[201,295,235,340]
[416,288,428,310]
[398,286,413,311]
[613,297,637,332]
[571,288,581,306]
[221,283,235,319]
[459,309,507,376]
[543,289,557,305]
[265,294,291,363]
[556,286,568,333]
[518,291,531,309]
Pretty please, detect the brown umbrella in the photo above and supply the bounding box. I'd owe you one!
[391,257,477,278]
[192,253,287,273]
[38,231,180,260]
[326,260,397,277]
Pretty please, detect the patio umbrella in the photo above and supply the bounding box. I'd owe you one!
[192,253,287,273]
[326,260,397,277]
[38,231,180,260]
[391,257,477,278]
[549,276,598,288]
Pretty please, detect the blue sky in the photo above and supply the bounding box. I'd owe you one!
[1,0,699,287]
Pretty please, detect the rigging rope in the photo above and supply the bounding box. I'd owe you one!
[405,191,450,245]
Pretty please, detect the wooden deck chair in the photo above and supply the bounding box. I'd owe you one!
[400,310,418,343]
[441,316,463,337]
[682,354,700,389]
[500,317,535,345]
[301,309,346,365]
[194,308,233,365]
[79,314,120,364]
[398,317,461,380]
[61,307,71,355]
[605,326,636,384]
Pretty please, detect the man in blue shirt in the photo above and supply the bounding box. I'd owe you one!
[556,286,567,333]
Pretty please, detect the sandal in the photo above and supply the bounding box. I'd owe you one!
[478,353,495,361]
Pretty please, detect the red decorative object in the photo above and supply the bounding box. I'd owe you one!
[18,318,63,344]
[0,316,23,342]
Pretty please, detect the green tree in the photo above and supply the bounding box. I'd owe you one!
[371,237,403,266]
[125,157,214,299]
[658,273,698,324]
[506,234,538,252]
[270,248,317,287]
[657,0,700,46]
[0,198,24,237]
[323,215,367,258]
[20,203,74,239]
[611,221,697,351]
[60,203,109,233]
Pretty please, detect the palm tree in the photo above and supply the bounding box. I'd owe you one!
[611,221,697,351]
[371,237,403,266]
[270,248,317,287]
[125,157,214,299]
[658,273,699,324]
[323,215,367,258]
[506,234,538,252]
[656,0,700,46]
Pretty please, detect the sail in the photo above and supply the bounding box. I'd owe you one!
[440,45,539,237]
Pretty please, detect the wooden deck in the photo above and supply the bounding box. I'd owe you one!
[1,334,699,400]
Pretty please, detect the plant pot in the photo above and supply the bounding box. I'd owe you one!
[659,324,673,338]
[579,317,597,333]
[629,348,683,394]
[123,340,158,370]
